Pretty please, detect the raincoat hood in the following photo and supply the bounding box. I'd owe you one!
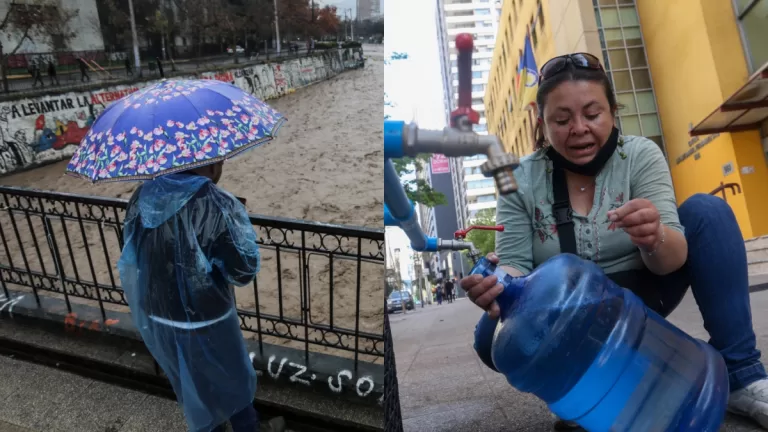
[137,173,210,229]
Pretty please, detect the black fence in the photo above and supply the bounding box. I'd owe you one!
[0,186,385,369]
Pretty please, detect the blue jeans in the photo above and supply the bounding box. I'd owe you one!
[474,193,767,392]
[212,403,260,432]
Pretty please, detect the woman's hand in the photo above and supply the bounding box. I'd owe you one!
[459,252,504,319]
[607,198,663,251]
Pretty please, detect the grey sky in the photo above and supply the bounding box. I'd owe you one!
[319,0,384,18]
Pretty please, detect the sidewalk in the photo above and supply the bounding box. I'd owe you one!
[390,291,768,431]
[0,354,187,432]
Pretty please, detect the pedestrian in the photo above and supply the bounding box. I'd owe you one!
[156,57,164,78]
[47,60,59,86]
[451,278,458,301]
[30,62,44,88]
[118,162,286,432]
[462,52,768,429]
[125,57,133,77]
[78,57,90,82]
[436,283,443,305]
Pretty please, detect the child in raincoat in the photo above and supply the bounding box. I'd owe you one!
[118,162,285,432]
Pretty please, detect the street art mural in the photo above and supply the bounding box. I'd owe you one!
[0,49,350,176]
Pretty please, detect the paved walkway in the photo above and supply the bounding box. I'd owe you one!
[391,291,768,432]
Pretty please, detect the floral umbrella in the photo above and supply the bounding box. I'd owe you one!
[66,79,286,183]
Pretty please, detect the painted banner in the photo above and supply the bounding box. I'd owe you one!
[0,49,351,176]
[431,154,450,174]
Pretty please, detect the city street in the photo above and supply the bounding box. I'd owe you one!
[390,292,768,431]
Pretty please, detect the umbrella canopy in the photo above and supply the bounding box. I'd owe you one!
[66,79,286,183]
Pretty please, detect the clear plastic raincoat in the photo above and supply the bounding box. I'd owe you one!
[118,173,260,432]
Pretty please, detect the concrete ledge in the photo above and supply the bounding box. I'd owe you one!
[0,288,384,431]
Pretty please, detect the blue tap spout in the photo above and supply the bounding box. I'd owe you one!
[384,120,405,159]
[384,158,439,252]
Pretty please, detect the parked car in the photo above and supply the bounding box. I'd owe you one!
[227,45,245,55]
[387,290,415,313]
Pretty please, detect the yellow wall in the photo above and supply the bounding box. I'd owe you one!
[637,0,768,239]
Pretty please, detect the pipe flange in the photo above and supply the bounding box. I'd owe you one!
[480,153,519,176]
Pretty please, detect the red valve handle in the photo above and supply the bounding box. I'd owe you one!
[450,33,480,128]
[454,225,505,240]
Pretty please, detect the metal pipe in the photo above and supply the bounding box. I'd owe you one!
[384,160,436,252]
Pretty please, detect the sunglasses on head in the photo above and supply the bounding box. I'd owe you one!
[538,53,604,84]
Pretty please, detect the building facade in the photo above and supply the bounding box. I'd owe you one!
[357,0,381,21]
[486,0,768,240]
[0,0,105,56]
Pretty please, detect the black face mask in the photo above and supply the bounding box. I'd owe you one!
[545,127,620,177]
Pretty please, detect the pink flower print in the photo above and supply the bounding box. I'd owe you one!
[235,132,245,140]
[239,114,249,122]
[206,109,215,116]
[208,126,219,135]
[197,117,210,126]
[146,98,156,104]
[108,162,117,172]
[116,132,126,142]
[130,140,142,151]
[99,168,109,178]
[153,139,165,152]
[110,145,121,157]
[89,144,96,152]
[232,106,242,112]
[215,110,224,116]
[175,86,184,91]
[246,132,256,141]
[157,154,167,166]
[117,152,128,162]
[615,192,624,203]
[220,130,230,138]
[127,160,137,169]
[143,132,153,141]
[175,121,184,128]
[162,95,172,101]
[218,147,227,156]
[198,129,209,139]
[176,138,185,146]
[153,126,163,136]
[146,158,155,169]
[221,119,232,126]
[180,148,191,158]
[226,109,236,116]
[137,130,144,137]
[194,150,205,160]
[132,103,141,109]
[174,131,186,140]
[202,143,213,153]
[88,153,96,161]
[182,91,191,96]
[185,122,197,130]
[97,132,104,140]
[166,120,175,128]
[165,144,177,153]
[138,164,147,174]
[173,92,181,97]
[220,141,229,149]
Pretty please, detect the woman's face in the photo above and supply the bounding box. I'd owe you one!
[541,80,615,165]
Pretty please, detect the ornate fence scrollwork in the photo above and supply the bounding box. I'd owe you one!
[0,186,385,369]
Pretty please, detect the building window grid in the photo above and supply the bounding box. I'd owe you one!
[594,4,664,149]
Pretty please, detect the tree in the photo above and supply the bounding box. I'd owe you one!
[385,52,447,208]
[465,208,497,256]
[0,1,76,92]
[313,6,340,37]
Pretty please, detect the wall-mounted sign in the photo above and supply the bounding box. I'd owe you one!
[723,162,734,177]
[431,154,450,174]
[742,165,755,175]
[676,132,720,165]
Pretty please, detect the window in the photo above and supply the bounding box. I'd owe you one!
[472,71,483,78]
[475,9,491,15]
[472,84,484,92]
[467,179,495,189]
[736,0,768,72]
[474,123,488,133]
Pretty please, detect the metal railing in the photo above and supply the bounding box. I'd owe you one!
[0,186,385,369]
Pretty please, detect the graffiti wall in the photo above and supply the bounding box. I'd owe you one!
[0,50,347,176]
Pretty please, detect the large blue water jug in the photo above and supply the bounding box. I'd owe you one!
[470,253,728,431]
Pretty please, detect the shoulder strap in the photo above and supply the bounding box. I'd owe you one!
[551,168,578,254]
